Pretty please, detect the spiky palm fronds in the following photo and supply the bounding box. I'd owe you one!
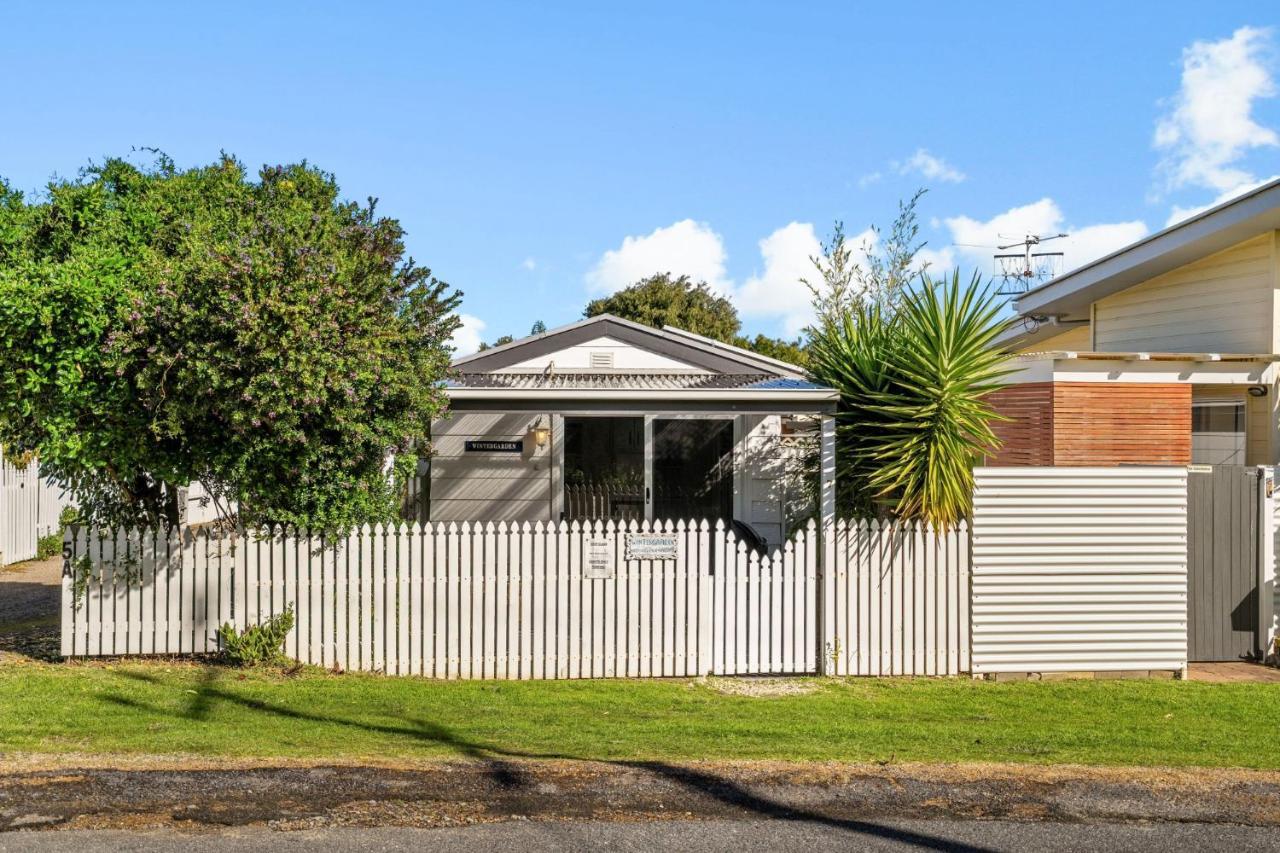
[808,270,1013,525]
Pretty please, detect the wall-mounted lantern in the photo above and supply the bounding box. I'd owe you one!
[531,418,552,449]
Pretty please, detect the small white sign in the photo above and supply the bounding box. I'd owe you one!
[625,533,678,561]
[585,537,614,579]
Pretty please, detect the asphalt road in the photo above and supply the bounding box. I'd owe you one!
[3,819,1279,852]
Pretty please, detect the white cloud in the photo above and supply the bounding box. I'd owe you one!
[1155,26,1278,193]
[939,198,1148,278]
[736,223,826,337]
[450,313,486,357]
[894,148,966,183]
[1164,173,1280,226]
[584,219,730,294]
[520,257,537,271]
[588,220,880,337]
[857,170,883,188]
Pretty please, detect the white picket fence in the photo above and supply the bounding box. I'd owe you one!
[1,452,74,567]
[60,518,970,678]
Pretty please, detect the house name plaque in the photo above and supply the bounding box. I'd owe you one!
[464,440,523,453]
[625,533,678,561]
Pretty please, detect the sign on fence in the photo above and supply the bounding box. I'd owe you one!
[585,536,614,579]
[625,533,678,561]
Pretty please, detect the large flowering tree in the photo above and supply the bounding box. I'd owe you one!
[0,155,460,530]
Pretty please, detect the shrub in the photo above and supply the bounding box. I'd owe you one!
[36,532,61,560]
[217,606,295,666]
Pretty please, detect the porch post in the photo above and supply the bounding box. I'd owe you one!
[643,415,654,522]
[1257,465,1276,659]
[818,414,836,675]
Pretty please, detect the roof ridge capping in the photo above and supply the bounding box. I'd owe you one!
[451,312,810,378]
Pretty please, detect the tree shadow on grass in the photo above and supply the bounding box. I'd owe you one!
[99,668,994,852]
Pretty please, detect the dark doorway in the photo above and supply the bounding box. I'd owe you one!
[1187,465,1262,661]
[653,418,734,521]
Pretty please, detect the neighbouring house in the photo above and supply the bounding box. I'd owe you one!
[990,178,1280,468]
[990,180,1280,663]
[413,314,838,546]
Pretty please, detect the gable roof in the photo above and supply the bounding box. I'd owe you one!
[1013,177,1280,322]
[453,314,808,378]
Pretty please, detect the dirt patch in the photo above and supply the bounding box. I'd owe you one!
[0,760,1277,833]
[699,676,820,698]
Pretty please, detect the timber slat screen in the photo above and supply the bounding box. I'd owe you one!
[61,519,970,678]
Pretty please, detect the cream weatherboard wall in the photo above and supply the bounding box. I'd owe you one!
[1091,233,1275,353]
[1013,323,1091,354]
[429,413,557,522]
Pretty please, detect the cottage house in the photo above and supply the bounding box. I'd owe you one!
[415,314,838,546]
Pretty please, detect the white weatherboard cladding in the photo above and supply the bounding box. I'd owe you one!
[971,467,1189,674]
[1092,233,1274,353]
[499,335,703,372]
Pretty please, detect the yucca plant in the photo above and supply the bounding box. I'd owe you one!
[808,270,1013,525]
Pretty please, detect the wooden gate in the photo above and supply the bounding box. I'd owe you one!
[1187,466,1263,661]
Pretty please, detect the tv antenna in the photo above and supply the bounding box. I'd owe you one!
[994,233,1068,295]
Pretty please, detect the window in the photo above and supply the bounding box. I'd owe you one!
[1191,401,1245,466]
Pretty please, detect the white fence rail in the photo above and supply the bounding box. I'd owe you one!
[825,520,971,677]
[60,518,970,678]
[971,466,1189,674]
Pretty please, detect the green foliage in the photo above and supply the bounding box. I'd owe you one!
[218,606,295,666]
[0,155,461,531]
[36,532,61,560]
[585,273,740,341]
[734,333,807,367]
[584,272,806,365]
[808,271,1012,525]
[805,189,930,328]
[58,505,81,528]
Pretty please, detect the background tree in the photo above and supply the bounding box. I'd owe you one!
[805,188,930,328]
[0,154,461,530]
[585,273,807,366]
[585,273,740,341]
[478,319,544,351]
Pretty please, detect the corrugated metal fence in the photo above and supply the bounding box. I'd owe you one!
[971,466,1189,674]
[60,518,971,678]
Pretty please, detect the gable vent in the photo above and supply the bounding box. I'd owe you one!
[589,351,614,369]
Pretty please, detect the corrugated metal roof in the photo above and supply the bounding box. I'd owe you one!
[445,372,829,391]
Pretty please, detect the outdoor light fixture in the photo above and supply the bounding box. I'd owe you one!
[531,419,552,448]
[1248,385,1268,397]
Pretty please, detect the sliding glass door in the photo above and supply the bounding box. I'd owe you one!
[651,418,734,521]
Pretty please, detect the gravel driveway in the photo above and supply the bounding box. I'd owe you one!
[0,556,62,660]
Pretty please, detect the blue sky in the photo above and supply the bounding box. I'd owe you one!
[3,3,1278,352]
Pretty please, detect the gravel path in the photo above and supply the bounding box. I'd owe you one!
[0,556,61,660]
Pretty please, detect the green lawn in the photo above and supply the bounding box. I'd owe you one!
[2,661,1278,768]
